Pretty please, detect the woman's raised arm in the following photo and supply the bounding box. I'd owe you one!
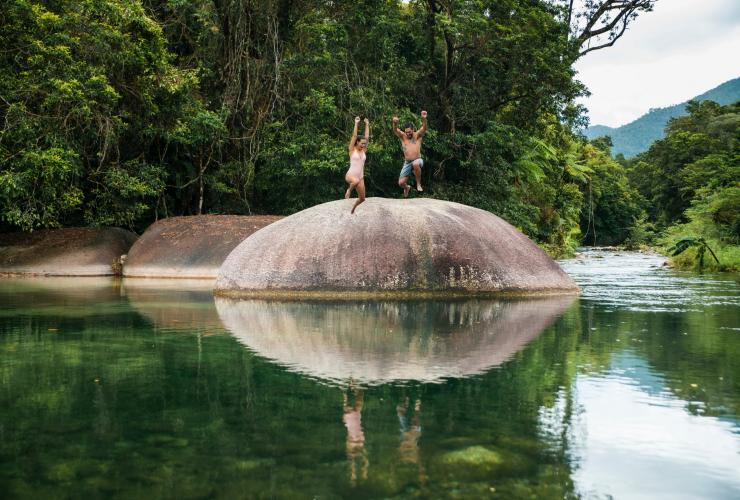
[348,116,360,154]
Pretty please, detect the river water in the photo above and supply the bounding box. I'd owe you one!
[0,250,738,499]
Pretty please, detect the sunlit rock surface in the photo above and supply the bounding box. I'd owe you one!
[0,228,137,276]
[215,296,575,385]
[215,198,578,297]
[124,215,281,278]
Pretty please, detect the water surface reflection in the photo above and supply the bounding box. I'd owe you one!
[571,352,740,500]
[122,278,222,331]
[215,297,575,385]
[1,256,739,499]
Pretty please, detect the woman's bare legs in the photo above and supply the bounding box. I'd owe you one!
[351,179,366,214]
[345,174,360,199]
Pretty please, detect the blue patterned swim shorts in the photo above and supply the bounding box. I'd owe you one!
[399,158,424,178]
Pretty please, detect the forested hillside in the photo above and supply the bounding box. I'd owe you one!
[584,77,740,157]
[626,100,739,270]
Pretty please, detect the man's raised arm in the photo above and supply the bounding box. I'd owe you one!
[417,110,428,137]
[391,116,404,139]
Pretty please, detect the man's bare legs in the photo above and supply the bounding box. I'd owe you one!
[412,160,423,192]
[398,160,421,197]
[397,397,427,485]
[398,177,411,198]
[351,179,366,214]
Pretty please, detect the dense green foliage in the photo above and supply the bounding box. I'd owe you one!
[2,0,650,257]
[0,1,202,228]
[577,138,642,246]
[7,0,728,263]
[584,77,740,158]
[625,100,739,271]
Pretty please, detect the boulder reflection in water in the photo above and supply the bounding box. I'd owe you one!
[122,279,223,331]
[215,297,575,385]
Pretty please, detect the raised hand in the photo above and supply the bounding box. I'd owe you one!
[392,116,399,124]
[421,110,427,118]
[364,118,370,124]
[354,116,360,123]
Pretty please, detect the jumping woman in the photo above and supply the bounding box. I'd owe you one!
[345,116,369,214]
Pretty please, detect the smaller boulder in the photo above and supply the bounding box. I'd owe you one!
[0,228,137,276]
[123,215,281,278]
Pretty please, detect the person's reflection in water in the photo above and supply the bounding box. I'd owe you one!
[343,385,369,486]
[397,396,427,485]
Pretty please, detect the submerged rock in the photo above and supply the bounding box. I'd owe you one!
[439,446,504,467]
[215,198,578,297]
[123,215,281,278]
[0,228,137,276]
[434,445,531,481]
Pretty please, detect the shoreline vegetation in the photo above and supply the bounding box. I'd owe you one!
[563,243,738,273]
[0,1,737,272]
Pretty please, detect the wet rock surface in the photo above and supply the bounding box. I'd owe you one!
[216,198,578,297]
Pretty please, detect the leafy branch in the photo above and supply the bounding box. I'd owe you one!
[667,237,720,268]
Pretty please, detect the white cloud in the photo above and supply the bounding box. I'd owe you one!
[575,0,740,127]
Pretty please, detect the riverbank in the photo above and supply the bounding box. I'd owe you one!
[560,243,740,273]
[662,238,740,273]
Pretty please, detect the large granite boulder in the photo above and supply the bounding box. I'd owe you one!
[0,228,137,276]
[215,297,575,385]
[123,215,281,278]
[215,198,578,297]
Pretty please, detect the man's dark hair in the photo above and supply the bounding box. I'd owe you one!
[402,123,413,130]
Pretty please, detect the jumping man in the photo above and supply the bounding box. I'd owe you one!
[392,111,428,198]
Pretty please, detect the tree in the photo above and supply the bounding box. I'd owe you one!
[578,143,642,245]
[0,0,222,230]
[1,0,660,258]
[557,0,657,58]
[629,101,737,227]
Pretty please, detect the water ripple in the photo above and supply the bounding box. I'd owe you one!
[560,249,740,311]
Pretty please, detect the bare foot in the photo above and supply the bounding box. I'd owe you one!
[403,185,410,198]
[416,185,423,192]
[345,188,351,199]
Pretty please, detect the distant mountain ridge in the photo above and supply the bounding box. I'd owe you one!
[583,77,740,157]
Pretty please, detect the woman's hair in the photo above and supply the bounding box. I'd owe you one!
[354,135,367,145]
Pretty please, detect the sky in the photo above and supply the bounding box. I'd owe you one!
[574,0,740,128]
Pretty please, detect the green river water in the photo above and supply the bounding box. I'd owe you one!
[0,249,738,499]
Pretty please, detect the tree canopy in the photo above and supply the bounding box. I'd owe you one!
[1,0,662,257]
